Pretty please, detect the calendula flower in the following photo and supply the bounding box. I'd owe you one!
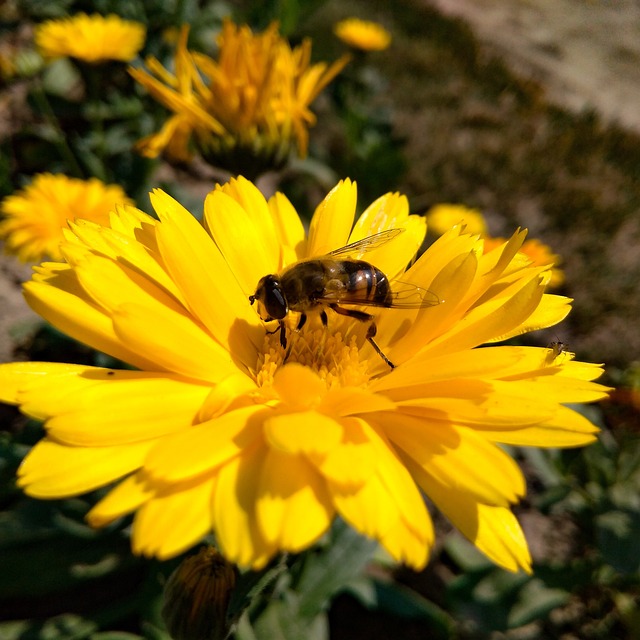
[0,178,608,572]
[334,18,392,52]
[34,13,146,64]
[0,173,133,263]
[427,203,488,237]
[130,20,348,172]
[484,236,565,288]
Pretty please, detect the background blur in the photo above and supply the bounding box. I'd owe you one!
[1,1,639,638]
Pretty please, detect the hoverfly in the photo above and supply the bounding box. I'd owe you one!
[248,229,440,369]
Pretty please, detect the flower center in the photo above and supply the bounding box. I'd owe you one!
[255,320,371,390]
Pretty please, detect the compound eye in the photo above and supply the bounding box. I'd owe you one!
[264,277,287,320]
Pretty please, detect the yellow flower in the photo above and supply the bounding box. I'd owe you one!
[0,173,133,263]
[130,21,349,171]
[34,13,146,64]
[483,236,565,288]
[427,203,488,237]
[334,18,392,52]
[0,178,608,572]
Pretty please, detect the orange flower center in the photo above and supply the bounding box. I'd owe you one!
[255,320,371,391]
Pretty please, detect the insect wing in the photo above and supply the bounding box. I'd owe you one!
[314,280,440,309]
[327,228,405,259]
[385,281,441,308]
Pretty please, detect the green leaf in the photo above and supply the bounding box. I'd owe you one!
[443,532,493,573]
[507,578,570,628]
[42,59,82,98]
[0,614,97,640]
[294,520,378,619]
[595,509,640,574]
[251,599,328,640]
[90,633,143,640]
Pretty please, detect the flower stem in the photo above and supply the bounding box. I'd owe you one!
[31,80,85,178]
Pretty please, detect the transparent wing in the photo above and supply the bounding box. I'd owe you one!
[314,280,441,309]
[327,228,405,259]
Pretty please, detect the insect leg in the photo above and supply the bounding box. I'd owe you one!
[320,310,328,326]
[296,313,307,331]
[366,322,395,369]
[329,304,394,369]
[279,321,287,349]
[329,304,372,323]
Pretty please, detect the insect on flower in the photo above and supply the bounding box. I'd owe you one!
[249,228,440,368]
[545,336,569,365]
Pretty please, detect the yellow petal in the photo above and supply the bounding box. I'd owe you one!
[381,412,525,506]
[87,472,154,527]
[264,410,343,456]
[349,192,426,279]
[152,189,263,368]
[214,443,276,569]
[378,250,478,365]
[72,251,186,318]
[257,449,334,552]
[318,387,396,417]
[314,417,377,489]
[23,280,159,372]
[330,469,399,539]
[330,420,431,547]
[143,405,267,484]
[272,363,327,410]
[426,276,545,358]
[494,293,571,341]
[268,191,306,265]
[112,302,234,383]
[71,218,184,304]
[197,372,258,422]
[46,375,211,445]
[481,405,599,447]
[391,386,555,428]
[490,377,610,405]
[18,438,152,498]
[0,361,97,406]
[306,179,357,257]
[378,514,432,570]
[214,177,280,263]
[132,474,216,559]
[350,192,409,239]
[204,188,279,297]
[407,458,531,573]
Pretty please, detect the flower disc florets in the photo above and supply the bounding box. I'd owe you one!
[0,177,609,573]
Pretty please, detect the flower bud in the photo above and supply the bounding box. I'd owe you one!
[162,546,237,640]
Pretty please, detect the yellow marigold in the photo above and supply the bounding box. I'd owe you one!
[130,21,349,171]
[484,236,565,288]
[34,13,146,64]
[334,18,392,52]
[0,178,609,572]
[0,173,133,263]
[427,203,488,237]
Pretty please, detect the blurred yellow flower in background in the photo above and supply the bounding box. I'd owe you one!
[0,173,133,262]
[130,20,349,172]
[426,203,488,237]
[334,18,392,51]
[0,178,608,572]
[34,13,146,64]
